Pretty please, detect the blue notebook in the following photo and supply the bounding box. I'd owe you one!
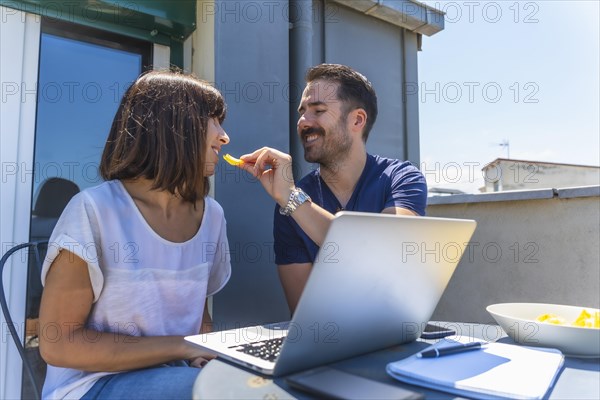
[386,340,564,400]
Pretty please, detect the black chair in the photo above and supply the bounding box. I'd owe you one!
[32,177,80,219]
[0,242,47,400]
[29,178,80,323]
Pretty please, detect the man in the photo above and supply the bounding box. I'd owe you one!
[241,64,427,313]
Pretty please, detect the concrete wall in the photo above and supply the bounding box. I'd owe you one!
[427,186,600,324]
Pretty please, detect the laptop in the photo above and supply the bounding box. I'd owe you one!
[185,211,476,376]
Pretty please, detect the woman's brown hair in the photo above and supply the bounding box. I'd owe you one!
[100,70,226,204]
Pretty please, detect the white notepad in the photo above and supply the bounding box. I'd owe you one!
[387,340,564,400]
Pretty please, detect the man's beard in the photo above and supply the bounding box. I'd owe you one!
[301,121,352,169]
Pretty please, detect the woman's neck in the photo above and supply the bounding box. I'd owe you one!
[121,179,205,242]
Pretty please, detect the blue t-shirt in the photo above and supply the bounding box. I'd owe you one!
[274,154,427,265]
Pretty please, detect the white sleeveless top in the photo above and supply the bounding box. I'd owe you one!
[40,180,231,399]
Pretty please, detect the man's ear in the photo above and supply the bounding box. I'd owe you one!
[349,108,367,133]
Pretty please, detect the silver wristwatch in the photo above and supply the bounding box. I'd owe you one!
[279,187,311,216]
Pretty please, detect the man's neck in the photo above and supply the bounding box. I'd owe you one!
[320,151,367,207]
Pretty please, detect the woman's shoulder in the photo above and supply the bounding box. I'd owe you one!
[204,196,225,216]
[62,181,128,219]
[77,180,125,202]
[61,181,108,206]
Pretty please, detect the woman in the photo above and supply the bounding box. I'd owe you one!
[38,71,231,399]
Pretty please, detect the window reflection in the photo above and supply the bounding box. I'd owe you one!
[33,32,142,195]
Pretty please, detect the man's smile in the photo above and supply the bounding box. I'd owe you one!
[301,127,325,145]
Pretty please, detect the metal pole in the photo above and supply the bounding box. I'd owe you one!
[289,0,320,179]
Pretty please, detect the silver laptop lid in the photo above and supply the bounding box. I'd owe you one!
[273,212,476,375]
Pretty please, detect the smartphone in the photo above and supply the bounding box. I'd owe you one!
[286,366,424,399]
[420,323,456,340]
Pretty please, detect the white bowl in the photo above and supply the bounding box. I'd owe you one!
[487,303,600,358]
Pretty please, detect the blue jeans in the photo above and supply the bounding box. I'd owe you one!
[81,364,201,400]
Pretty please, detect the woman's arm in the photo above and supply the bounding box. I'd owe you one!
[188,303,217,367]
[39,250,207,372]
[200,302,213,334]
[277,262,313,314]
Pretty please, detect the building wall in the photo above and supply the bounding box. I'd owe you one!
[482,160,600,192]
[324,4,418,162]
[211,0,292,326]
[210,0,425,326]
[427,187,600,324]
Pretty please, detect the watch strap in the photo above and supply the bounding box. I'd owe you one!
[279,187,311,216]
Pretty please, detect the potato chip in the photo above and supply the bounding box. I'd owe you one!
[572,310,600,328]
[536,309,600,328]
[223,153,244,166]
[536,313,566,325]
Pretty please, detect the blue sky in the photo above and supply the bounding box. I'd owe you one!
[418,0,599,192]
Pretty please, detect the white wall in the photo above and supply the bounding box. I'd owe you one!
[152,44,171,71]
[0,7,41,399]
[483,160,600,192]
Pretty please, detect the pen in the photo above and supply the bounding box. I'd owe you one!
[417,342,485,358]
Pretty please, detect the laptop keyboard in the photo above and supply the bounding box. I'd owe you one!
[229,337,286,362]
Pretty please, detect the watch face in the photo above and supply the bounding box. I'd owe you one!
[297,191,308,202]
[297,189,311,203]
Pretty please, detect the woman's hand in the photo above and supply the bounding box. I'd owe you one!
[240,147,295,207]
[189,352,217,368]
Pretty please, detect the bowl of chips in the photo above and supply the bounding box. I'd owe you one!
[487,303,600,358]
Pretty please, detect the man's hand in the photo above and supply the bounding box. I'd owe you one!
[240,147,295,206]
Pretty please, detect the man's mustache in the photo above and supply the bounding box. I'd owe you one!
[300,127,325,137]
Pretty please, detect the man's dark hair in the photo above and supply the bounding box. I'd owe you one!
[305,64,378,142]
[100,70,226,204]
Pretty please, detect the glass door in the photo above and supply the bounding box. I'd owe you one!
[24,18,151,398]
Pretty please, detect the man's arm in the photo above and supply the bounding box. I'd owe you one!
[279,208,415,314]
[242,148,424,313]
[277,262,312,314]
[240,147,335,246]
[287,200,334,247]
[383,162,428,216]
[382,207,419,216]
[291,203,418,248]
